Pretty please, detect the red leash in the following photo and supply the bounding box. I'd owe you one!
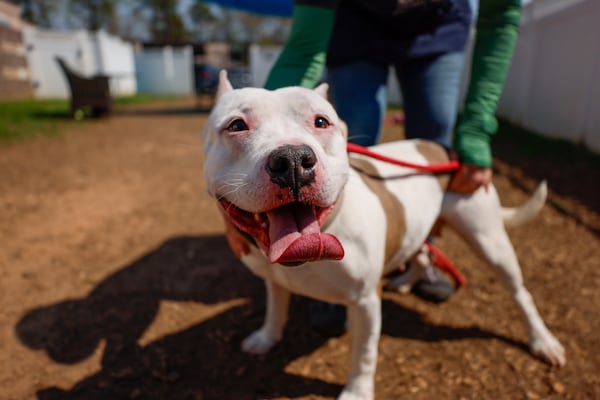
[346,142,467,286]
[346,142,460,173]
[425,242,467,287]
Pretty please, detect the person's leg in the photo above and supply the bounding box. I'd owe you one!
[303,63,388,336]
[395,51,466,148]
[391,52,467,302]
[469,0,479,22]
[328,62,388,146]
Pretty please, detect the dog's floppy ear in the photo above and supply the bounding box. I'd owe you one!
[216,70,234,100]
[314,82,329,99]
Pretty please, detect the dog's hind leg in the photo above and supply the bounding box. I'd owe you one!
[242,279,291,354]
[338,293,381,400]
[442,187,565,367]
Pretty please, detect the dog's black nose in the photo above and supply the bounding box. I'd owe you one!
[267,144,317,194]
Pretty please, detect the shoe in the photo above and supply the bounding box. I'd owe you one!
[306,298,347,337]
[412,269,455,303]
[384,244,457,303]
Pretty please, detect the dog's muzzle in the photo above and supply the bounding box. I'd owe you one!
[218,144,345,265]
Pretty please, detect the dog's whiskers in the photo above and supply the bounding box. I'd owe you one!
[215,177,250,204]
[216,184,247,198]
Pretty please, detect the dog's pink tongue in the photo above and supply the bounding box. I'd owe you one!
[267,203,344,264]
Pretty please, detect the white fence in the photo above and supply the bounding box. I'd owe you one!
[22,28,136,98]
[134,45,194,96]
[497,0,600,152]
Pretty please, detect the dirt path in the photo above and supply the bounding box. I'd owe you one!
[1,99,598,400]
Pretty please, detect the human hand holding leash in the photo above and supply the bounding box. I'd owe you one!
[449,164,493,194]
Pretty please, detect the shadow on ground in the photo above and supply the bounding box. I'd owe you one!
[493,120,600,235]
[15,234,529,400]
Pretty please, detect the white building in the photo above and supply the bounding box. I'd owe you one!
[22,28,137,99]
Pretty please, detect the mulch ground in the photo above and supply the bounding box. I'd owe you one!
[1,99,598,400]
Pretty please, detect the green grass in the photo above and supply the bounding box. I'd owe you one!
[0,99,70,141]
[114,94,183,106]
[0,95,186,142]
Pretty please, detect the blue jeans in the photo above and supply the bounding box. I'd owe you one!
[327,51,466,148]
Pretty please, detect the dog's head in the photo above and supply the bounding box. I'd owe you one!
[202,71,349,265]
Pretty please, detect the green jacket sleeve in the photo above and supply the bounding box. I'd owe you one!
[454,0,522,167]
[264,4,336,90]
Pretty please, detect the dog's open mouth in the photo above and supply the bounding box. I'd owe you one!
[219,198,344,266]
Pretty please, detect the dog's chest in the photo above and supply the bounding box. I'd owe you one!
[241,247,365,302]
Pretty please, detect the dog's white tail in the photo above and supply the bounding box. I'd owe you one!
[502,181,548,227]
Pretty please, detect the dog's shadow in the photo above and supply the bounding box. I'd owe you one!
[16,235,343,399]
[16,235,526,399]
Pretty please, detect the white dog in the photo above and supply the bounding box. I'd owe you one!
[201,72,565,399]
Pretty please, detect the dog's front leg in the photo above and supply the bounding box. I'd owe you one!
[242,278,291,354]
[338,293,381,400]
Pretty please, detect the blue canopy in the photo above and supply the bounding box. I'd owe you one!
[200,0,293,17]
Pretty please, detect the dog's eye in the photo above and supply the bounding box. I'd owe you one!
[226,119,248,132]
[314,116,330,129]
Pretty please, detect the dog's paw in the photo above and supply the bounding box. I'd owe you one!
[531,334,566,367]
[337,377,374,400]
[241,330,279,354]
[338,387,373,400]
